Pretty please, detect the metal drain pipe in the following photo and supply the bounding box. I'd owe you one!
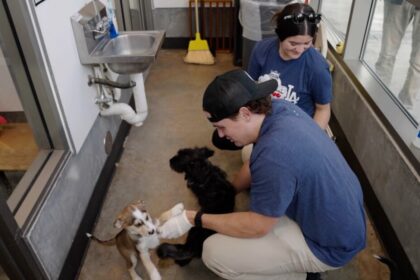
[88,75,136,89]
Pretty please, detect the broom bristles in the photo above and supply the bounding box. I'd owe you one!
[184,49,215,65]
[184,32,215,65]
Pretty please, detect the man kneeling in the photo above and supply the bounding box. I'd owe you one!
[159,69,366,280]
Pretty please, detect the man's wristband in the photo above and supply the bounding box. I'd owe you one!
[194,210,204,228]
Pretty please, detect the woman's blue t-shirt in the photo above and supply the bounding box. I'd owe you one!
[248,37,332,117]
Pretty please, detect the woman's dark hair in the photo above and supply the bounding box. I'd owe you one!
[273,3,319,42]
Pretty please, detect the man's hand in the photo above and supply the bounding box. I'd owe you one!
[158,210,193,239]
[158,203,185,224]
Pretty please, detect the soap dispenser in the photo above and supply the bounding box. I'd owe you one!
[107,0,118,38]
[413,128,420,149]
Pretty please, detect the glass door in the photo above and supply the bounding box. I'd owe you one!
[0,0,54,220]
[0,1,68,278]
[0,45,39,204]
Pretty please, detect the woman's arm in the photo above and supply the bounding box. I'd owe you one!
[232,160,251,192]
[309,51,332,130]
[313,103,331,130]
[186,210,279,238]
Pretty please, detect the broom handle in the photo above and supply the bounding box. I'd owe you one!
[195,0,199,34]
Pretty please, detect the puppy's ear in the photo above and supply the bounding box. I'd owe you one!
[134,200,146,211]
[114,218,126,229]
[201,147,214,158]
[114,209,133,229]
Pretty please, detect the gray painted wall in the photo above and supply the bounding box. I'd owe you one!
[25,93,128,279]
[329,53,420,276]
[153,8,189,37]
[152,7,236,38]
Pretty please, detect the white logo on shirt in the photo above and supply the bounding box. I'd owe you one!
[258,71,299,104]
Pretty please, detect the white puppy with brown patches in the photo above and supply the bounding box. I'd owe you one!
[87,200,184,280]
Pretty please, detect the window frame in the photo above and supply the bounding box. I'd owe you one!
[316,0,420,163]
[1,0,71,228]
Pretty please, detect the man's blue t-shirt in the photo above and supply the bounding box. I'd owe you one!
[249,100,366,267]
[248,37,332,117]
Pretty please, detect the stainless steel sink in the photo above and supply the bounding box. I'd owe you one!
[71,2,165,74]
[91,31,165,74]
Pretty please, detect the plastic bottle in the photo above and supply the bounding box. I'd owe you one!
[413,129,420,149]
[107,0,118,38]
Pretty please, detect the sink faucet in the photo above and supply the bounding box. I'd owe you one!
[91,17,109,40]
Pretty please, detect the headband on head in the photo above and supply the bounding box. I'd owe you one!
[283,12,321,24]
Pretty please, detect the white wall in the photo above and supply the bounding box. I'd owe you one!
[0,47,23,112]
[34,0,101,152]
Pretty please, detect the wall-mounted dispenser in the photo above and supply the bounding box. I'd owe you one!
[106,0,118,38]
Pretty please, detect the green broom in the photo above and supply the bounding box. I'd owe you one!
[184,0,215,65]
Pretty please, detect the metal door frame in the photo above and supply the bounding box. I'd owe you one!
[115,0,154,31]
[0,0,70,278]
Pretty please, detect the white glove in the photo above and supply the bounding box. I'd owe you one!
[158,210,193,239]
[169,203,185,216]
[158,203,185,224]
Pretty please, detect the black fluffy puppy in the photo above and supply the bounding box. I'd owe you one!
[157,147,236,266]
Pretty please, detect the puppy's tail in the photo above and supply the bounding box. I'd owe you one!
[86,233,116,246]
[373,254,400,280]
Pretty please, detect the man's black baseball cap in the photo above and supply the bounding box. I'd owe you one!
[203,69,277,122]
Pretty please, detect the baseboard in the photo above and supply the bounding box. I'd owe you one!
[58,120,130,280]
[329,113,418,280]
[0,111,26,122]
[162,37,189,49]
[162,37,232,54]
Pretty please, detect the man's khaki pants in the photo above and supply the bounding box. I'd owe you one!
[202,216,337,280]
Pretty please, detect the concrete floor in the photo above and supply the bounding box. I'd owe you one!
[77,50,391,280]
